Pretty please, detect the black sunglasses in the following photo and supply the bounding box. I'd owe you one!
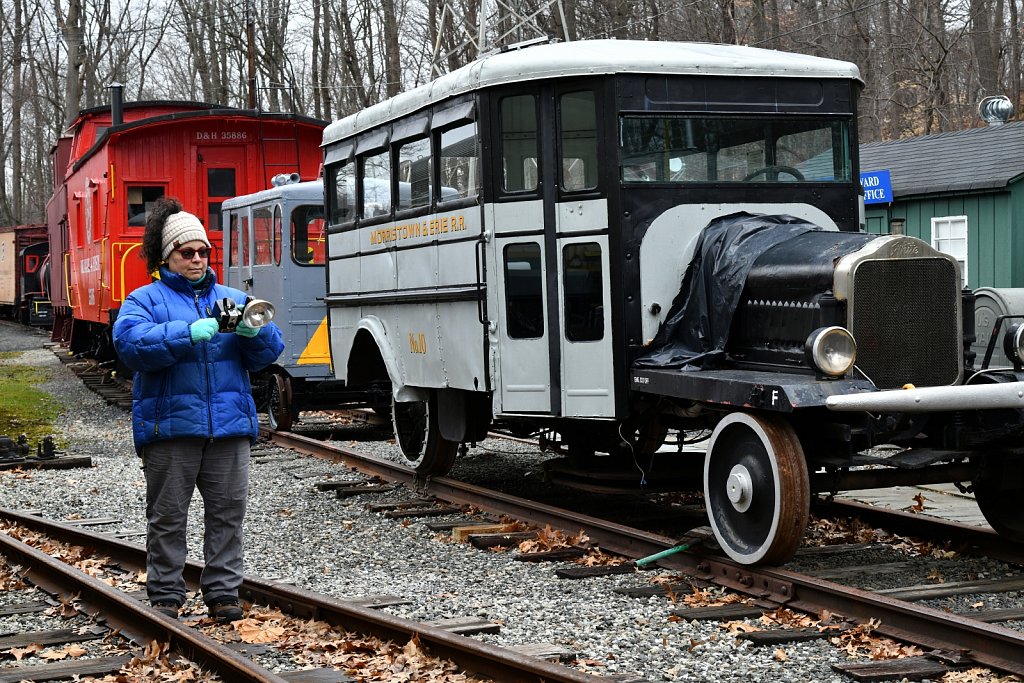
[174,247,212,259]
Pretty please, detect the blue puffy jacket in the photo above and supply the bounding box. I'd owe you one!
[112,267,284,454]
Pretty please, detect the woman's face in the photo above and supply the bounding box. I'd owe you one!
[166,240,211,281]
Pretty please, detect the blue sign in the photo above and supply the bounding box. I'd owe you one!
[860,170,892,205]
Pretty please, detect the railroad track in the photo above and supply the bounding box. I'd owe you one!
[40,351,1024,679]
[264,427,1024,681]
[0,508,608,682]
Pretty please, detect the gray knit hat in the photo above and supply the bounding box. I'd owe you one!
[161,211,211,259]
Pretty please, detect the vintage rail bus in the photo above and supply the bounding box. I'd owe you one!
[321,39,1024,565]
[45,93,326,358]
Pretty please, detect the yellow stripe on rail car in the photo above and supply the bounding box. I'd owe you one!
[297,317,332,367]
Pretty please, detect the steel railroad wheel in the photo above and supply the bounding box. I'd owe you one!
[973,454,1024,542]
[267,374,294,432]
[703,413,809,565]
[392,392,457,476]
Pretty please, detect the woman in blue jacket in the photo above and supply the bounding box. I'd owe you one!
[113,197,284,623]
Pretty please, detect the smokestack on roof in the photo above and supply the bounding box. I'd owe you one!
[109,82,124,126]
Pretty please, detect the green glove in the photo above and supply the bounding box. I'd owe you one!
[235,321,260,338]
[190,318,220,343]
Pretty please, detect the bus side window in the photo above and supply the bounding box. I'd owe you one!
[326,161,354,226]
[559,91,597,191]
[503,243,544,338]
[440,122,480,200]
[563,242,603,342]
[397,137,431,210]
[500,95,538,193]
[362,151,392,219]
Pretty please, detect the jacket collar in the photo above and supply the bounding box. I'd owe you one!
[158,267,216,297]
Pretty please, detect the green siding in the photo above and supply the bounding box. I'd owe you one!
[864,189,1015,288]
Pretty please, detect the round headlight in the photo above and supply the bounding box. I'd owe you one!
[805,326,857,377]
[1002,322,1024,363]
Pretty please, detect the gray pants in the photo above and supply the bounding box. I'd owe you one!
[143,436,249,606]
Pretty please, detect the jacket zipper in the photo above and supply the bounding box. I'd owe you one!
[195,291,215,440]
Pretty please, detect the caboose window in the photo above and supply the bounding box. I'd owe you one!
[500,95,538,193]
[562,242,603,342]
[439,122,480,200]
[397,138,431,211]
[619,116,851,184]
[361,151,392,219]
[503,243,544,339]
[559,91,598,192]
[253,207,273,265]
[126,186,165,227]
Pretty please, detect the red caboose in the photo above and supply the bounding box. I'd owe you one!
[46,94,326,357]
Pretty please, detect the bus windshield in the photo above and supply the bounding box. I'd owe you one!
[619,116,851,184]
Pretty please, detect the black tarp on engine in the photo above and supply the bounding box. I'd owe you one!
[634,212,823,370]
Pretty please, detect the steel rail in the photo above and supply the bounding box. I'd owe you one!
[0,508,603,683]
[0,524,289,683]
[263,430,1024,677]
[813,497,1024,566]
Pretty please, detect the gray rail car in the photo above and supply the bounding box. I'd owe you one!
[222,178,385,429]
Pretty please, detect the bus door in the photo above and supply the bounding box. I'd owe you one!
[198,146,246,277]
[490,90,551,414]
[553,86,614,417]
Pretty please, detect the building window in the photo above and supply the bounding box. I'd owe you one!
[931,215,968,284]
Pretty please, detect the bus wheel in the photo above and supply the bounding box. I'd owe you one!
[267,374,294,432]
[392,393,458,476]
[973,454,1024,542]
[704,413,808,565]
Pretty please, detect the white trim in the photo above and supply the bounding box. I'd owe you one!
[930,215,968,284]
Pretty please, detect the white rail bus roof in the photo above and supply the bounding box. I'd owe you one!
[323,39,862,147]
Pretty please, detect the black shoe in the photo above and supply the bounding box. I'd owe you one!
[151,601,180,618]
[208,599,244,623]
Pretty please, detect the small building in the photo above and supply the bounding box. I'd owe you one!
[860,120,1024,289]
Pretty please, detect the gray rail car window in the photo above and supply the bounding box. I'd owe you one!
[503,243,544,339]
[293,205,326,265]
[397,138,432,210]
[362,151,392,219]
[501,95,538,192]
[563,242,603,342]
[440,122,480,200]
[273,205,282,266]
[327,162,354,226]
[239,215,250,267]
[619,116,851,184]
[560,91,598,191]
[254,207,273,265]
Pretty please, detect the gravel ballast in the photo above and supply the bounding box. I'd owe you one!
[0,320,1017,682]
